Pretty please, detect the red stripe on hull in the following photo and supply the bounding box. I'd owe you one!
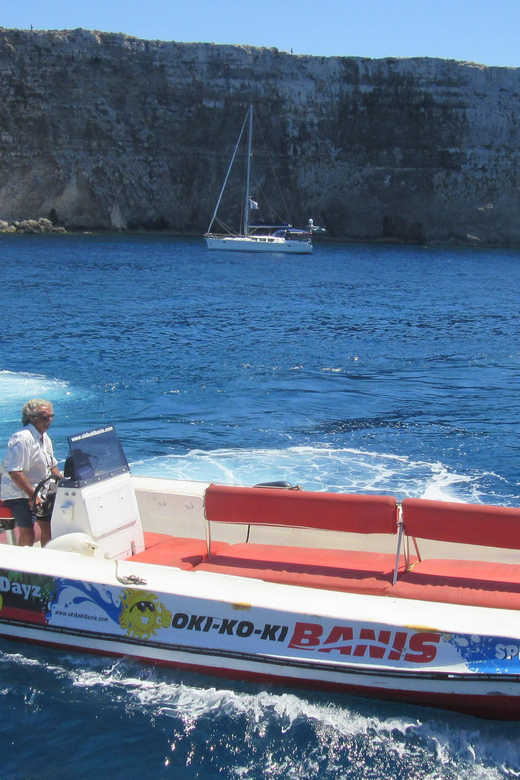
[2,629,519,721]
[0,608,47,625]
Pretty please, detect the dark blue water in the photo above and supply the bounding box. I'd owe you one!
[1,234,520,778]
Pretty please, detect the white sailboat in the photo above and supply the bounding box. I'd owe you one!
[205,106,319,254]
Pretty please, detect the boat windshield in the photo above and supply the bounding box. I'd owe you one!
[63,425,129,487]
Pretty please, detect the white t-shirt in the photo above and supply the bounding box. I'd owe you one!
[0,423,58,501]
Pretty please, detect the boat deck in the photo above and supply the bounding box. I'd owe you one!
[3,480,520,612]
[123,530,520,611]
[128,484,520,611]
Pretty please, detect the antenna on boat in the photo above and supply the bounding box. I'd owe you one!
[306,218,325,234]
[243,105,253,238]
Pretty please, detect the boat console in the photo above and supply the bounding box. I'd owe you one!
[50,426,144,559]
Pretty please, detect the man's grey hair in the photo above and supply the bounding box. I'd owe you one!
[21,399,53,426]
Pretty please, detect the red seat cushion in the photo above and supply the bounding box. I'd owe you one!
[142,532,172,550]
[0,500,14,520]
[128,533,229,570]
[196,543,408,595]
[390,558,520,610]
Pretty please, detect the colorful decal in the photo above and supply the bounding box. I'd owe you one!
[119,589,172,640]
[165,610,446,665]
[445,633,520,674]
[2,568,520,679]
[48,578,122,628]
[0,570,55,625]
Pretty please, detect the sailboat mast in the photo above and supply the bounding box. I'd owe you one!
[243,105,253,237]
[206,111,249,235]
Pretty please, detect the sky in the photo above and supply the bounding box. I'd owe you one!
[0,0,519,68]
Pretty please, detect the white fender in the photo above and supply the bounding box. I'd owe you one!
[45,532,98,556]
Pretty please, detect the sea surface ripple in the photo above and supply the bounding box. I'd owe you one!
[0,234,519,778]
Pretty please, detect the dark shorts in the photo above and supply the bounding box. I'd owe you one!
[2,498,51,528]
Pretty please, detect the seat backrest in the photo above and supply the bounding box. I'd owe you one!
[0,499,15,535]
[401,498,520,549]
[204,484,398,534]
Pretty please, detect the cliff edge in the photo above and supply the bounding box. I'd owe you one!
[1,27,519,244]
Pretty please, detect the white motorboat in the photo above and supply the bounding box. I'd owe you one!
[205,106,319,254]
[1,425,520,720]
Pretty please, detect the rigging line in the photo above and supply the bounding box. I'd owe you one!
[250,157,287,224]
[255,179,286,224]
[213,217,240,236]
[206,111,249,234]
[254,117,294,221]
[238,138,250,235]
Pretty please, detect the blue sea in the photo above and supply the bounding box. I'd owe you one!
[0,234,519,778]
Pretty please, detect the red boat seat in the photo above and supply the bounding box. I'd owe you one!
[0,499,14,520]
[126,532,229,570]
[390,499,520,609]
[0,499,15,533]
[196,543,410,595]
[204,484,399,534]
[400,498,520,549]
[197,485,404,593]
[390,558,520,610]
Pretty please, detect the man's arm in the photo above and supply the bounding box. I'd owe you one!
[8,470,37,501]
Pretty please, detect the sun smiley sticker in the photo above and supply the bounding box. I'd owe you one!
[118,588,172,640]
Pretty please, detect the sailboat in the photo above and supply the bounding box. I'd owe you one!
[205,106,319,254]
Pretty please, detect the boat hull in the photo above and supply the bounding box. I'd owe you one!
[205,236,313,254]
[4,621,520,720]
[2,545,520,720]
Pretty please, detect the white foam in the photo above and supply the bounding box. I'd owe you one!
[2,641,519,776]
[130,445,483,503]
[0,370,73,422]
[61,659,520,776]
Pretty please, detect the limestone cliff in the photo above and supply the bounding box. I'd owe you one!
[1,27,519,244]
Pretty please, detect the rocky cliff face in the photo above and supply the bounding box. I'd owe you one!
[1,27,520,244]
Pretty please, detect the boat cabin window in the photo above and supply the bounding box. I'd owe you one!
[62,426,129,487]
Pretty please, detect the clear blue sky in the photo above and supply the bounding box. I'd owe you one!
[1,0,519,67]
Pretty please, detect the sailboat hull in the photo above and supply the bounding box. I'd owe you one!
[205,235,313,254]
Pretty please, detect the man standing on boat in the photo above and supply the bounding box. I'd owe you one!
[1,399,61,547]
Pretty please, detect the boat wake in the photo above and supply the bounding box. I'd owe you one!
[130,445,504,505]
[1,645,518,779]
[0,370,514,506]
[0,369,73,413]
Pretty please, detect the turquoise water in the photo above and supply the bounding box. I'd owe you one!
[0,235,520,778]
